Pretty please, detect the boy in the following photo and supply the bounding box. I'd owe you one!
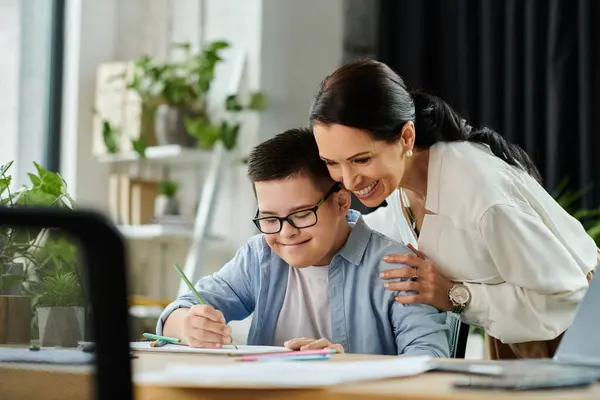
[158,128,449,356]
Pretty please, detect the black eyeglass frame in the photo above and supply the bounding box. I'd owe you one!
[252,182,342,234]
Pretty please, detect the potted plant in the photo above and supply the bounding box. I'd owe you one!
[126,40,267,150]
[31,234,85,347]
[155,179,180,217]
[553,178,600,246]
[0,160,78,345]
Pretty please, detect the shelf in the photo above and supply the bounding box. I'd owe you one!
[129,305,164,319]
[98,145,213,165]
[119,224,193,239]
[118,224,225,241]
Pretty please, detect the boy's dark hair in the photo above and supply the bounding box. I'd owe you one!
[247,127,335,190]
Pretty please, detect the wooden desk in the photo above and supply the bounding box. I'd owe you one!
[0,352,598,400]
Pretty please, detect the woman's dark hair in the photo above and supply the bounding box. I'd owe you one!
[309,58,542,183]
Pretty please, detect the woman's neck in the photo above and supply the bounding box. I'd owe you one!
[399,149,430,200]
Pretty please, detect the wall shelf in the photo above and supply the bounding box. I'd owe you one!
[119,224,224,242]
[97,145,212,166]
[118,224,193,239]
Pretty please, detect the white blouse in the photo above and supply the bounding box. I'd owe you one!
[363,141,598,344]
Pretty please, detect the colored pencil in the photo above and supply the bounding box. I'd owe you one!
[173,263,237,349]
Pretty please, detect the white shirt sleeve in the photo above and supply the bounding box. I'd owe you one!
[465,203,595,343]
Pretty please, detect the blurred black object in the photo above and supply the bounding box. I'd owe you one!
[0,207,132,400]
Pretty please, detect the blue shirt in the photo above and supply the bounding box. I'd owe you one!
[157,211,450,357]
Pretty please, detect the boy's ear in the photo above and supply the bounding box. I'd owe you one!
[336,189,352,214]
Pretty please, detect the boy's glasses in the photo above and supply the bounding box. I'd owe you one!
[253,183,342,234]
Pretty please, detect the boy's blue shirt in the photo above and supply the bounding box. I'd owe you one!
[157,210,450,357]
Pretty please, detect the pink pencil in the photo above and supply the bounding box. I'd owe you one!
[240,348,337,362]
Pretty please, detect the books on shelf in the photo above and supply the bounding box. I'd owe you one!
[109,174,158,226]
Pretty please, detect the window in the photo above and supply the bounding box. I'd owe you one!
[0,0,64,187]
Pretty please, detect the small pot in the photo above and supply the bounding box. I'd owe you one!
[154,105,198,147]
[37,306,85,347]
[154,195,180,217]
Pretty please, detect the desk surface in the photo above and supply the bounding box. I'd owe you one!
[0,352,598,400]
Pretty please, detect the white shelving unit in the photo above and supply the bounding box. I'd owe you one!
[118,224,193,240]
[96,49,251,309]
[98,142,229,317]
[98,144,213,165]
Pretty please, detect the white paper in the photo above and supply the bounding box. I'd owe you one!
[135,355,433,388]
[130,342,291,356]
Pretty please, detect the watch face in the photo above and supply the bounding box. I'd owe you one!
[450,285,470,305]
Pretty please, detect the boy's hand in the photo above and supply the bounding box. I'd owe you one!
[283,337,345,354]
[183,304,232,348]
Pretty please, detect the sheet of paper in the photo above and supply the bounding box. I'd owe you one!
[130,342,291,356]
[135,355,433,388]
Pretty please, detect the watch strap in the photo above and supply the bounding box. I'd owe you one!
[451,303,465,314]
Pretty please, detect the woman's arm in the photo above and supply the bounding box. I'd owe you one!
[380,203,597,343]
[468,203,596,343]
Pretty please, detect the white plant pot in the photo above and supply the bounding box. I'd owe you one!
[154,195,180,217]
[37,306,85,347]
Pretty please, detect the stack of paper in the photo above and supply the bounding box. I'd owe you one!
[130,342,291,356]
[135,355,432,388]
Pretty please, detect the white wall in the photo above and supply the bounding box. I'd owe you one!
[259,0,344,140]
[61,0,118,210]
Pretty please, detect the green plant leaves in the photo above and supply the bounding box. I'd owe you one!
[113,40,267,154]
[225,92,267,113]
[132,137,148,158]
[102,120,120,154]
[219,121,240,151]
[158,180,179,198]
[33,162,65,197]
[126,40,231,108]
[247,92,267,111]
[34,271,84,308]
[185,116,220,150]
[0,160,14,176]
[208,41,229,51]
[0,176,11,198]
[554,177,600,246]
[225,95,243,112]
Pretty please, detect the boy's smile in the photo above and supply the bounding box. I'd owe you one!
[254,175,351,268]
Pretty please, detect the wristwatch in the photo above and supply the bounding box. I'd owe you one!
[448,283,471,314]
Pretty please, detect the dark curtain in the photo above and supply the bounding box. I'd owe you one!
[378,0,600,209]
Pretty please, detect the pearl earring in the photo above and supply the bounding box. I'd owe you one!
[406,149,413,158]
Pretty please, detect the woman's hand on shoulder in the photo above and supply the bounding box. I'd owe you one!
[380,244,454,312]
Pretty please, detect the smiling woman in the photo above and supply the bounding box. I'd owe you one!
[309,58,599,360]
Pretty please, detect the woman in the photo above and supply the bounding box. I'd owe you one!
[309,58,598,359]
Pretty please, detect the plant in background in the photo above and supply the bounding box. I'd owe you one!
[0,160,77,295]
[155,179,181,217]
[128,41,229,110]
[186,91,267,151]
[553,178,600,246]
[158,179,179,199]
[131,136,148,159]
[124,40,267,151]
[30,235,84,308]
[101,120,121,154]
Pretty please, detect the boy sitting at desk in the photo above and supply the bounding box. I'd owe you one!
[158,127,449,357]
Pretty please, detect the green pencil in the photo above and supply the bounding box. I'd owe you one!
[173,263,237,349]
